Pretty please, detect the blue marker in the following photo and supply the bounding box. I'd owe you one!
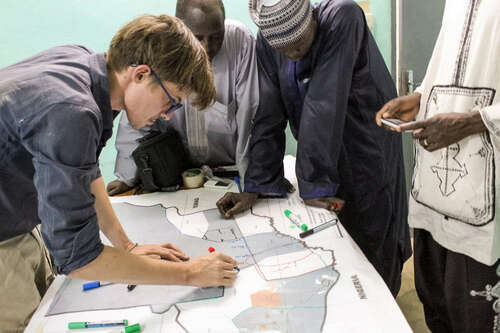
[82,281,113,291]
[68,320,128,329]
[234,176,242,193]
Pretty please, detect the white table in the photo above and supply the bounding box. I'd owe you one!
[26,157,411,333]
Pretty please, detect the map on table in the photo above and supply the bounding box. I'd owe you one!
[46,183,343,332]
[39,157,412,332]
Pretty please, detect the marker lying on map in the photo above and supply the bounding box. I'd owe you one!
[299,219,339,239]
[284,209,308,231]
[82,281,113,291]
[68,319,128,329]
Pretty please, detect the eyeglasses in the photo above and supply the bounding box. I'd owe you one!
[131,64,183,116]
[150,70,183,116]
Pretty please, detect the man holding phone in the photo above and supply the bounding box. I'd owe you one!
[376,1,500,330]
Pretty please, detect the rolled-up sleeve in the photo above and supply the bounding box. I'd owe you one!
[480,102,500,140]
[22,104,104,274]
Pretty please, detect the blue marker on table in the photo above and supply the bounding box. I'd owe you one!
[82,281,113,291]
[68,320,128,329]
[234,176,242,193]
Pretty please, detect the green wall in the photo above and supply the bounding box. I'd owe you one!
[0,0,393,185]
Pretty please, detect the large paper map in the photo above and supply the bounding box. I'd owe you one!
[32,157,412,333]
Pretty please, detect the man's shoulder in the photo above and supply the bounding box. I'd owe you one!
[317,0,364,25]
[44,44,94,57]
[223,19,255,49]
[38,102,101,133]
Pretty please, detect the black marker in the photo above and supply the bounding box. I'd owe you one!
[299,219,338,239]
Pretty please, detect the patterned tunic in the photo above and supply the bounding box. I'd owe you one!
[410,0,500,265]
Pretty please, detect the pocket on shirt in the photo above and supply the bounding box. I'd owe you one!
[210,100,237,131]
[412,85,496,226]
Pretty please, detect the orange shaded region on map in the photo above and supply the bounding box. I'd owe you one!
[250,290,283,308]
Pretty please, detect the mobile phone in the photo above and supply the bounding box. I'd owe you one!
[204,179,232,190]
[380,118,407,129]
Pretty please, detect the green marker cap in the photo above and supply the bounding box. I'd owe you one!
[68,322,87,329]
[284,210,292,217]
[125,323,142,333]
[301,224,308,231]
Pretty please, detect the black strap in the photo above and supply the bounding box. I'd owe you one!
[138,155,159,191]
[160,184,181,192]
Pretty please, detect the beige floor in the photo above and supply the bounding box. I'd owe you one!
[396,250,431,333]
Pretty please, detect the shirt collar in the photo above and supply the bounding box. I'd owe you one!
[88,53,114,132]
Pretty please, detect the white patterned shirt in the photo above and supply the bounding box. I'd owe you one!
[410,0,500,265]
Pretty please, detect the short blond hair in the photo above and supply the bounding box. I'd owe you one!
[108,14,215,109]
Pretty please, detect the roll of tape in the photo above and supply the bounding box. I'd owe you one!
[182,168,205,189]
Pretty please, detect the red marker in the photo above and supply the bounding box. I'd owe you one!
[332,202,344,211]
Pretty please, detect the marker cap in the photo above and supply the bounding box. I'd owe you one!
[284,210,292,217]
[68,322,87,329]
[82,281,100,291]
[299,229,314,238]
[125,323,142,333]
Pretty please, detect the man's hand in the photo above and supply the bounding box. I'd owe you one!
[186,252,239,287]
[400,111,487,152]
[107,180,134,196]
[216,192,258,219]
[304,197,345,212]
[130,243,189,262]
[376,92,422,131]
[107,180,152,196]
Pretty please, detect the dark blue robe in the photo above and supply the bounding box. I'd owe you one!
[245,0,411,296]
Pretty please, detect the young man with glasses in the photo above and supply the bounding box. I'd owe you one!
[0,14,238,331]
[107,0,260,196]
[135,65,183,117]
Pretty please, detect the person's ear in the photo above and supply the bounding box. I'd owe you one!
[130,64,151,83]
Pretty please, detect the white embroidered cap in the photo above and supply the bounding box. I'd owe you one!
[249,0,313,48]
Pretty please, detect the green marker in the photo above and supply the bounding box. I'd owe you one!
[68,320,128,329]
[124,323,142,333]
[284,210,308,231]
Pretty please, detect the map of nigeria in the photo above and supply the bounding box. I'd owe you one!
[47,199,340,332]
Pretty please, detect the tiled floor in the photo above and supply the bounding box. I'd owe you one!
[396,250,431,333]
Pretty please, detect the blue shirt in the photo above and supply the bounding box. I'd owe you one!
[0,45,116,274]
[246,0,403,210]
